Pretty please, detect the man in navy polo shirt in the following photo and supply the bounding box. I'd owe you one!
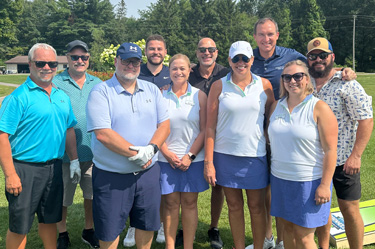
[139,34,171,89]
[86,42,170,249]
[0,43,78,249]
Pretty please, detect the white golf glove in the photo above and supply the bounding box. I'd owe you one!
[69,159,81,184]
[129,145,155,167]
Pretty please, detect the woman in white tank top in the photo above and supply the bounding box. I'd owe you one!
[204,41,275,249]
[268,60,338,249]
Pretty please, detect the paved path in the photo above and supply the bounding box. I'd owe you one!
[0,82,20,105]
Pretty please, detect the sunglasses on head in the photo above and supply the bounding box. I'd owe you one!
[120,59,141,67]
[33,61,58,68]
[231,55,251,63]
[281,72,306,83]
[307,52,332,61]
[198,47,217,53]
[70,55,90,61]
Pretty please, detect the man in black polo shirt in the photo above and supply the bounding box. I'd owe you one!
[189,37,228,249]
[189,38,230,96]
[138,34,171,89]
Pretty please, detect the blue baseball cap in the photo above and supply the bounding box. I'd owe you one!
[116,43,142,60]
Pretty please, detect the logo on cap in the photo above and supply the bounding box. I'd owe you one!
[130,46,138,52]
[313,40,321,47]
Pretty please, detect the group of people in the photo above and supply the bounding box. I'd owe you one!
[0,17,373,249]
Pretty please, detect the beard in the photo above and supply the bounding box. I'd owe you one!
[308,59,334,78]
[147,55,164,66]
[115,69,139,82]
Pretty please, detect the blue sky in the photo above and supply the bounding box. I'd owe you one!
[110,0,158,18]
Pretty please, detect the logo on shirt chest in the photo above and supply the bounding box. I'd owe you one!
[146,99,152,103]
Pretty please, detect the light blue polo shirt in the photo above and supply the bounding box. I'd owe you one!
[0,77,77,162]
[54,69,102,163]
[86,75,169,174]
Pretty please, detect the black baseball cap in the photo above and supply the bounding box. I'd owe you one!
[66,40,89,52]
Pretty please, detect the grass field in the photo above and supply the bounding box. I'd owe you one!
[0,74,374,248]
[0,74,28,85]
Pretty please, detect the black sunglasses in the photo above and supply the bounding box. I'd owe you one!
[198,47,217,53]
[33,61,58,68]
[120,59,141,67]
[281,72,306,83]
[70,55,90,61]
[307,52,332,61]
[231,55,251,63]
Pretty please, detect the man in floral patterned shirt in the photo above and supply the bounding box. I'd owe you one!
[307,37,373,249]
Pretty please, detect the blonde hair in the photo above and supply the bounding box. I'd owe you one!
[279,60,313,98]
[169,54,190,68]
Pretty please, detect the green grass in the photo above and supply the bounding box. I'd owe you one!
[0,86,17,97]
[0,74,374,248]
[0,74,28,84]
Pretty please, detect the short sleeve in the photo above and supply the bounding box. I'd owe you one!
[154,87,169,124]
[342,80,373,120]
[86,84,112,132]
[66,98,77,129]
[0,95,23,135]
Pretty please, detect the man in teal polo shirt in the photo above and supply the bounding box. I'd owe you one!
[54,40,102,249]
[0,43,78,249]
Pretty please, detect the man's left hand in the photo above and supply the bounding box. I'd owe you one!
[129,145,155,167]
[343,154,361,175]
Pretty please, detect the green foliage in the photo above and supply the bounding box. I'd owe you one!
[0,0,374,72]
[99,40,170,71]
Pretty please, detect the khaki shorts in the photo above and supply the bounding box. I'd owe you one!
[62,161,93,206]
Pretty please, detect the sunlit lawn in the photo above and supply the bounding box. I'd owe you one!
[0,74,374,248]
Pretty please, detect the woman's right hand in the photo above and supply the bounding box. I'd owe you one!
[164,151,182,169]
[204,161,216,186]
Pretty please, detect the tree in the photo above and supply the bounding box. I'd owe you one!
[257,0,293,47]
[290,0,327,54]
[115,0,127,19]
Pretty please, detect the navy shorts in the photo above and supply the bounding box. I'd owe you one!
[6,159,63,234]
[92,164,161,241]
[333,165,361,201]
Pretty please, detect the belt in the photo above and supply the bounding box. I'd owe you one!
[13,159,59,166]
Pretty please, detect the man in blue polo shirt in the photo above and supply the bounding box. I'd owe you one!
[139,34,171,89]
[54,40,102,249]
[86,42,170,249]
[0,43,78,249]
[125,35,171,246]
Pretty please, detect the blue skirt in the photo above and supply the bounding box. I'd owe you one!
[159,161,209,195]
[214,152,269,189]
[270,174,332,228]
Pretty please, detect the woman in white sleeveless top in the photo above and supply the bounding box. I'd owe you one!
[268,60,338,249]
[159,54,208,249]
[204,41,275,249]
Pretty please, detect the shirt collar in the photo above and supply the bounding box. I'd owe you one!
[254,46,281,61]
[111,74,143,95]
[167,83,192,96]
[25,76,57,92]
[279,94,313,108]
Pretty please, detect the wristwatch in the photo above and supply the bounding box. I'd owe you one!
[188,152,196,161]
[149,143,159,154]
